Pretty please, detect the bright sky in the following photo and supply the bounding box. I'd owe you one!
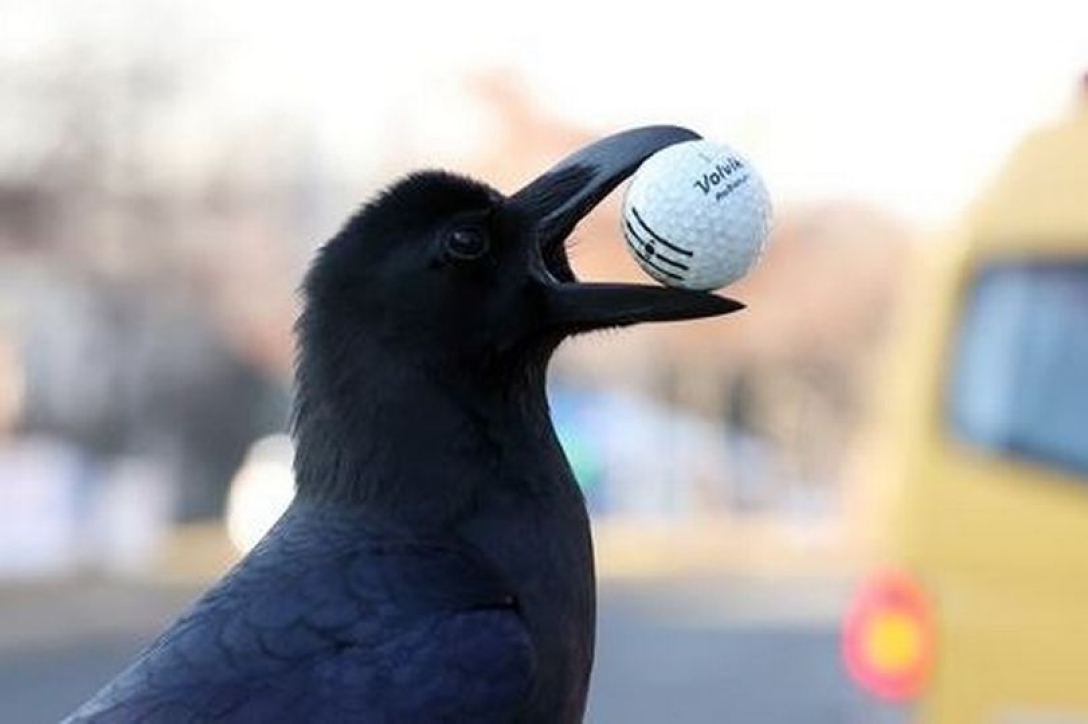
[5,0,1088,225]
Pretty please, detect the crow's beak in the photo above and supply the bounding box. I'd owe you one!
[545,281,744,332]
[507,126,745,331]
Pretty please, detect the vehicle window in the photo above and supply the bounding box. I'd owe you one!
[948,260,1088,479]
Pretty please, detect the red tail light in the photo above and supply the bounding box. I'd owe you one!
[842,569,935,701]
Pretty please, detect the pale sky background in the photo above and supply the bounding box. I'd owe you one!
[4,0,1088,226]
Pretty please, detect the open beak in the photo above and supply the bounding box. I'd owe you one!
[507,126,745,332]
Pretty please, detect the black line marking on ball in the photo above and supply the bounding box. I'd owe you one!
[623,223,684,281]
[629,206,694,257]
[623,220,690,271]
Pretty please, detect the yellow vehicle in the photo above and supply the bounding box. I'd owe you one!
[843,89,1088,722]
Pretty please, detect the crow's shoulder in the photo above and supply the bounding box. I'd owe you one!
[65,503,534,723]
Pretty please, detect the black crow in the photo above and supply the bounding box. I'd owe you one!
[65,126,743,723]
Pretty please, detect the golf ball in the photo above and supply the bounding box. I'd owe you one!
[622,139,772,291]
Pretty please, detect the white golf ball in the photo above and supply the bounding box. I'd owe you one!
[621,139,772,291]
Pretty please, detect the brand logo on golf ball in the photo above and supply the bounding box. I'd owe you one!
[622,205,694,283]
[693,157,749,202]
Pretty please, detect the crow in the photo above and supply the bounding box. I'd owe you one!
[65,126,743,723]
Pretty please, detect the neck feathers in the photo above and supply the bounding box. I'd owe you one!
[291,314,560,525]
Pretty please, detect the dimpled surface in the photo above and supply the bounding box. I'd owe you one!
[621,139,772,291]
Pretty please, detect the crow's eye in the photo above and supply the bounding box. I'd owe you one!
[445,227,489,261]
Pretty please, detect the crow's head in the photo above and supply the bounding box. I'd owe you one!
[294,128,747,508]
[301,127,742,379]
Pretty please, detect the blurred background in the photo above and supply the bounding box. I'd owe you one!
[2,1,1087,722]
